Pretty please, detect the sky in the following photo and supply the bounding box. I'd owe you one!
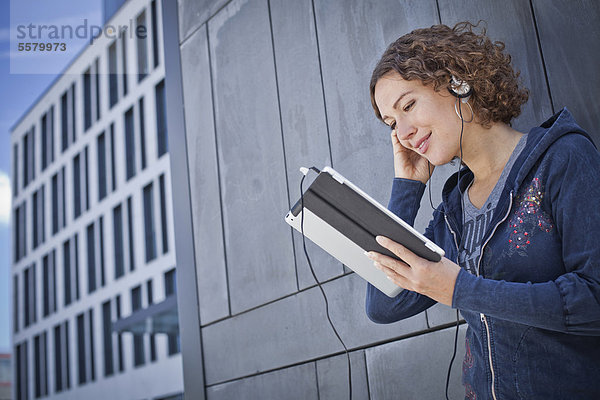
[0,0,102,353]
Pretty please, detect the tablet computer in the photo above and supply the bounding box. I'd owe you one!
[284,166,444,298]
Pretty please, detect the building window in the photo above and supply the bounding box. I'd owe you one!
[159,174,169,254]
[32,190,39,248]
[108,41,119,108]
[84,67,92,131]
[99,216,106,287]
[32,185,46,250]
[41,106,55,171]
[110,123,117,192]
[22,126,35,188]
[13,143,19,197]
[155,79,168,157]
[139,97,147,170]
[51,173,59,234]
[164,268,180,355]
[54,321,71,392]
[60,83,76,152]
[42,249,57,318]
[113,204,125,279]
[84,146,90,211]
[87,218,105,294]
[76,313,85,384]
[14,201,27,262]
[52,167,67,235]
[124,106,135,180]
[95,58,101,123]
[147,279,157,362]
[115,295,124,372]
[143,182,157,262]
[83,59,101,131]
[13,275,19,333]
[63,234,80,306]
[151,0,160,68]
[86,223,96,293]
[97,132,107,201]
[15,341,29,400]
[127,196,136,271]
[61,90,68,151]
[165,267,177,299]
[121,32,128,96]
[131,285,145,367]
[102,300,114,377]
[136,10,148,82]
[24,263,37,327]
[22,130,28,188]
[74,148,90,220]
[73,154,81,219]
[34,332,49,398]
[77,309,96,385]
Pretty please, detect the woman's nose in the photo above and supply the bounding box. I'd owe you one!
[395,120,416,141]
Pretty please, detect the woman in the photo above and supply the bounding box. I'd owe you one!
[365,22,600,399]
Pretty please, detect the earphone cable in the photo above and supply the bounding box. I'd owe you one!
[300,173,352,400]
[445,99,466,400]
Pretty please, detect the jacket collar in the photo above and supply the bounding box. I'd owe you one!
[439,108,590,236]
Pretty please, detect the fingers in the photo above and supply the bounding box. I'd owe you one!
[367,252,411,276]
[374,236,420,266]
[366,252,412,290]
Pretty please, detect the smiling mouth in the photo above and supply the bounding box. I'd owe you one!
[415,132,431,154]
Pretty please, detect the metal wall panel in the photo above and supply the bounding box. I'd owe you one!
[438,0,553,133]
[201,273,427,385]
[532,0,600,142]
[312,0,439,204]
[366,325,467,399]
[316,351,370,400]
[178,0,231,44]
[268,0,344,289]
[207,0,298,314]
[427,303,462,328]
[173,0,600,397]
[206,362,319,400]
[180,26,230,325]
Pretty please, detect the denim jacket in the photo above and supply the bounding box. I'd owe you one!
[366,109,600,399]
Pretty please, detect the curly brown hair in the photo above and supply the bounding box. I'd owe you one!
[370,22,529,127]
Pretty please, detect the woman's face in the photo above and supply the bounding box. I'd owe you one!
[374,71,466,166]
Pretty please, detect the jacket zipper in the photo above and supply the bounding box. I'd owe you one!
[444,214,460,257]
[476,191,513,400]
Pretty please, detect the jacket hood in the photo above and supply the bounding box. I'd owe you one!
[441,108,592,203]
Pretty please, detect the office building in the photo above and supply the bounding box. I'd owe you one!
[10,0,182,399]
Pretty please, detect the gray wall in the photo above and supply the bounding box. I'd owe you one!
[167,0,600,398]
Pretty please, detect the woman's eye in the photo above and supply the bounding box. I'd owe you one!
[403,101,414,112]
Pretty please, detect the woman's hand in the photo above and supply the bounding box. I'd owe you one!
[367,236,461,306]
[391,130,432,184]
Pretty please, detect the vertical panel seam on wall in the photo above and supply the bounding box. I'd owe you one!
[314,360,321,400]
[205,21,233,317]
[179,0,235,45]
[266,0,300,292]
[435,0,442,24]
[363,350,372,399]
[528,0,555,114]
[310,0,334,168]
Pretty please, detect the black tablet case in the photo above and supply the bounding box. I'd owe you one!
[291,171,442,263]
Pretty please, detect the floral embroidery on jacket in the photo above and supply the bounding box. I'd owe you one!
[506,176,554,255]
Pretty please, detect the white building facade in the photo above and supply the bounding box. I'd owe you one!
[10,0,183,398]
